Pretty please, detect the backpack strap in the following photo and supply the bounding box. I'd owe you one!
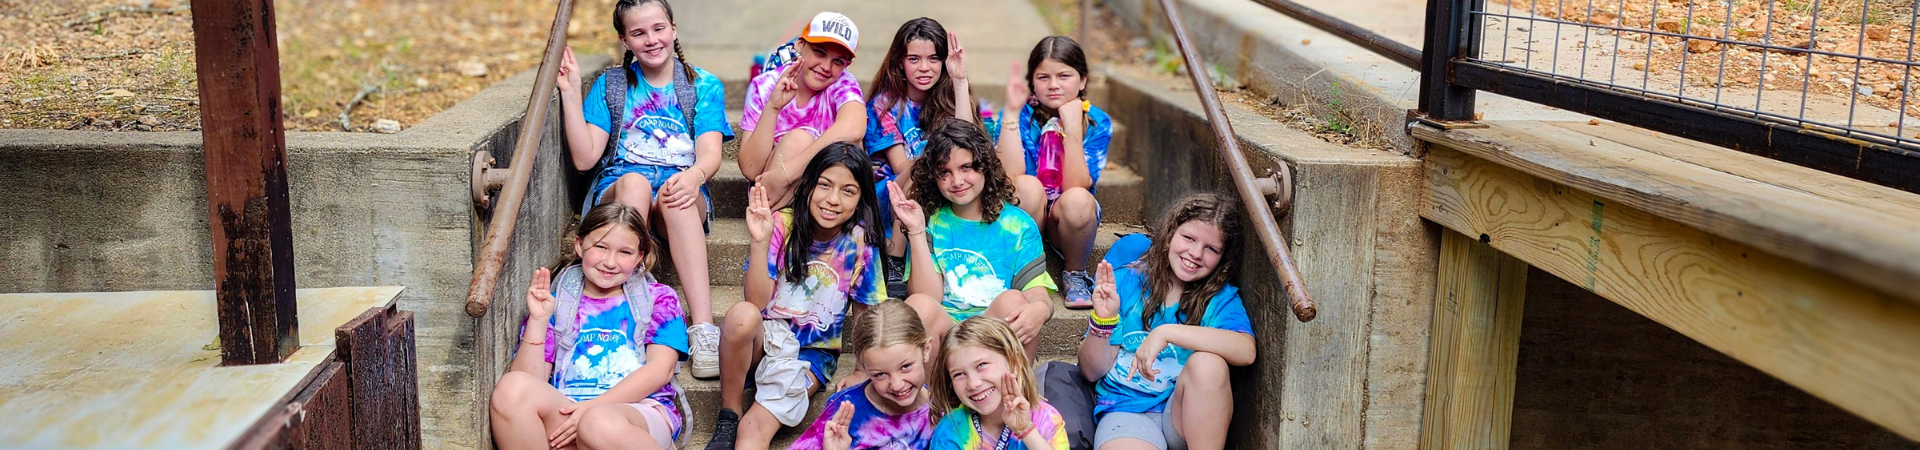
[670,59,699,147]
[597,67,630,173]
[550,265,588,385]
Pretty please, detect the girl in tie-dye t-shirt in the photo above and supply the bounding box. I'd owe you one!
[793,301,936,450]
[927,316,1069,450]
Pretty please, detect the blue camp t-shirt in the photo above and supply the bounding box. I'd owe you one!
[924,204,1057,321]
[581,65,734,168]
[1016,103,1113,192]
[1093,263,1253,415]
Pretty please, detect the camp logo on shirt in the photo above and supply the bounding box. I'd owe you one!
[934,248,1007,312]
[766,260,847,331]
[617,90,694,165]
[1108,329,1186,394]
[561,326,643,398]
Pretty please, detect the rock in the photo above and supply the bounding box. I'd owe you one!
[1687,38,1718,53]
[1858,85,1874,97]
[372,119,402,134]
[457,60,488,78]
[1588,118,1601,125]
[137,115,160,126]
[1655,19,1684,32]
[414,77,430,88]
[95,88,134,100]
[1866,25,1891,41]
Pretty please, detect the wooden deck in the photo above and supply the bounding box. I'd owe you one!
[0,286,402,449]
[1412,120,1920,447]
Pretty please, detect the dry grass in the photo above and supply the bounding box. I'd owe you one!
[0,0,626,132]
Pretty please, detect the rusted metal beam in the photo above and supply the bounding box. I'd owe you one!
[465,0,575,318]
[190,0,299,365]
[1251,0,1423,69]
[1157,0,1318,322]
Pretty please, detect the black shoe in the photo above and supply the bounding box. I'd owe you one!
[704,408,739,450]
[884,254,909,297]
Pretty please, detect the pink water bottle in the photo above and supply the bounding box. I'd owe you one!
[1037,118,1065,192]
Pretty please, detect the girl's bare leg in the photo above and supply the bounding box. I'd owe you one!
[575,403,663,450]
[1170,351,1233,450]
[1047,187,1100,272]
[490,371,577,450]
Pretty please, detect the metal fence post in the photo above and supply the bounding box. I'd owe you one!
[1418,0,1478,121]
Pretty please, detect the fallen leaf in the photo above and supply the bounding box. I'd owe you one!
[1301,38,1311,45]
[1588,118,1601,125]
[96,88,135,100]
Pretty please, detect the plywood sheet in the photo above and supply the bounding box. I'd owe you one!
[0,286,402,449]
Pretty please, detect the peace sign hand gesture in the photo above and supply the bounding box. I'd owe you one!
[945,32,968,82]
[1092,261,1120,320]
[526,267,557,320]
[822,401,855,450]
[769,67,802,110]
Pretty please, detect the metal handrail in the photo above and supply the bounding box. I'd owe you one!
[1251,0,1422,69]
[464,0,575,318]
[1157,0,1319,322]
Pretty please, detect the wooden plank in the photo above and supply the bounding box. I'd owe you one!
[1420,145,1920,440]
[190,0,299,365]
[336,306,422,450]
[1412,122,1920,306]
[233,361,352,450]
[1419,230,1529,450]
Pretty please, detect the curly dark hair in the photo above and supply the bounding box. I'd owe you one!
[909,118,1016,223]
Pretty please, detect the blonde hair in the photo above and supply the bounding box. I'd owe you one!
[848,300,927,358]
[927,315,1042,416]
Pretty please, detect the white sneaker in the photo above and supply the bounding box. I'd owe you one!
[689,322,721,379]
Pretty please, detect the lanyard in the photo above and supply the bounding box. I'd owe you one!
[971,413,1013,450]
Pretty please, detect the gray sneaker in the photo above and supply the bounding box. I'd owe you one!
[689,322,720,379]
[1063,270,1094,309]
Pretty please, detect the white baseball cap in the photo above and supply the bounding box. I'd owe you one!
[801,11,859,56]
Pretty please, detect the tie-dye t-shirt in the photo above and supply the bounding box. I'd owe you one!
[865,94,928,161]
[924,204,1056,322]
[791,381,934,450]
[1016,102,1113,194]
[927,403,1069,450]
[532,282,691,421]
[1093,263,1252,415]
[581,65,734,168]
[762,210,887,351]
[741,62,864,144]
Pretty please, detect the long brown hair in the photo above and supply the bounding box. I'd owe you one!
[910,118,1015,223]
[613,0,697,87]
[1022,35,1090,126]
[555,202,657,274]
[1133,192,1243,329]
[870,18,976,136]
[927,316,1042,417]
[777,142,883,284]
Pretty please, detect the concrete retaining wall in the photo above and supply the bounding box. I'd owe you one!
[1101,68,1436,450]
[0,55,610,450]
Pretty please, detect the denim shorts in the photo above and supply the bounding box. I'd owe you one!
[587,163,713,228]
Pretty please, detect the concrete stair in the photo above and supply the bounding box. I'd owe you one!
[651,103,1142,448]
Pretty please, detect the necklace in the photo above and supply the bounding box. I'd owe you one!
[971,413,1013,450]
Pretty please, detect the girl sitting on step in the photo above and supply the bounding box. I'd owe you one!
[894,118,1055,360]
[738,11,869,208]
[928,316,1070,450]
[997,36,1114,311]
[555,0,729,380]
[709,143,889,450]
[793,300,937,450]
[1078,192,1255,450]
[489,203,692,450]
[864,17,986,287]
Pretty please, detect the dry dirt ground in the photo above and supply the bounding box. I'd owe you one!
[1483,0,1920,130]
[1,0,625,132]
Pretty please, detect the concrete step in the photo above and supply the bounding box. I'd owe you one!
[702,152,1146,226]
[654,219,1146,289]
[671,353,1079,449]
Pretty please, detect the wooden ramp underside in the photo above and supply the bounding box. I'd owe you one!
[1414,120,1920,442]
[0,286,402,449]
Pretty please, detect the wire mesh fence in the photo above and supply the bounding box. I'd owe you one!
[1465,0,1920,149]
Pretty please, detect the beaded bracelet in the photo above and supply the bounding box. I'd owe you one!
[1086,321,1115,339]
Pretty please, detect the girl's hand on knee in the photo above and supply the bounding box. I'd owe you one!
[822,400,856,450]
[661,169,700,210]
[1003,302,1047,346]
[550,399,598,448]
[1092,261,1120,320]
[527,267,556,320]
[745,184,776,244]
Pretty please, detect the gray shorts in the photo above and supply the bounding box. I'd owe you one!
[1093,411,1185,450]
